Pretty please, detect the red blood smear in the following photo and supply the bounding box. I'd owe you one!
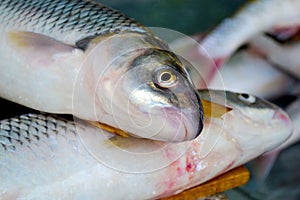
[185,148,200,180]
[186,163,193,172]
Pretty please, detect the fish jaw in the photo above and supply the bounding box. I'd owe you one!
[95,96,202,142]
[160,106,202,142]
[124,106,202,142]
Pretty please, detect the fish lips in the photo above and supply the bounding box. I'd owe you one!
[153,92,204,142]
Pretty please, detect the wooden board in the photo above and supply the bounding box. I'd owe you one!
[162,166,250,200]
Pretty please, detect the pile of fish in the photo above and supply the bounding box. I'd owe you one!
[0,0,297,199]
[172,0,300,182]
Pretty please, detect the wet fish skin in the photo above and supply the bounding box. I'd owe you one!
[201,0,300,62]
[208,47,295,99]
[0,89,292,199]
[249,34,300,79]
[0,0,147,45]
[0,0,203,142]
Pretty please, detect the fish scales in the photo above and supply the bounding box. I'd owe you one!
[0,114,76,152]
[0,0,147,45]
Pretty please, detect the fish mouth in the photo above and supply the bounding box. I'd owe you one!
[161,105,203,142]
[145,89,203,142]
[173,89,204,141]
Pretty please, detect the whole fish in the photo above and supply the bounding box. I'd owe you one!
[0,0,203,142]
[0,89,292,199]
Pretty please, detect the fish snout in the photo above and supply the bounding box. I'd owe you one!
[273,109,293,127]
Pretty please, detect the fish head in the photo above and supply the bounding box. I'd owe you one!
[106,48,203,142]
[199,89,293,162]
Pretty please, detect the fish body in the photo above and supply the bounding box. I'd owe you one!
[208,47,294,99]
[201,0,300,63]
[0,0,203,142]
[0,89,292,199]
[249,34,300,79]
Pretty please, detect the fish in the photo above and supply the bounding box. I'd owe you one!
[208,46,295,99]
[171,0,300,87]
[249,33,300,79]
[0,89,292,199]
[200,0,300,66]
[0,0,203,142]
[169,32,220,88]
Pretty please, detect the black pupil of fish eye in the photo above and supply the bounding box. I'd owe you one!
[241,93,249,99]
[161,72,171,82]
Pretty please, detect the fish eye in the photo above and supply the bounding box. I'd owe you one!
[237,93,256,104]
[155,68,178,88]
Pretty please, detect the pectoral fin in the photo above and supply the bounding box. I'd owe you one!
[9,31,77,51]
[8,31,83,65]
[201,99,232,118]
